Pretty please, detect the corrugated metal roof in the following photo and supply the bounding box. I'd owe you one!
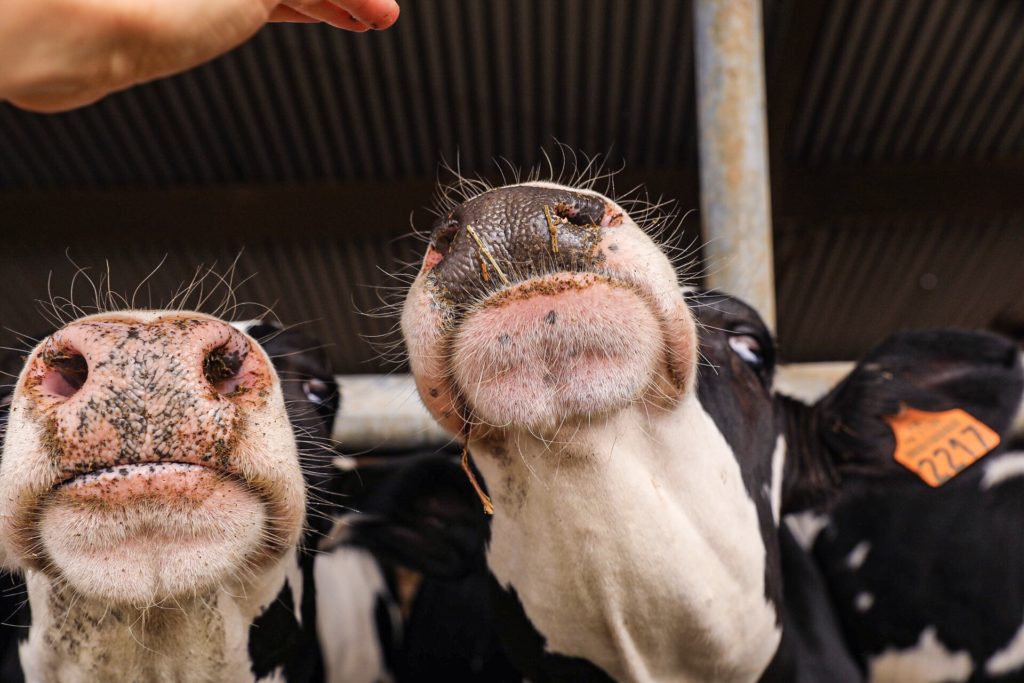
[0,0,708,190]
[2,0,1024,369]
[790,0,1024,165]
[9,0,1023,181]
[776,212,1024,360]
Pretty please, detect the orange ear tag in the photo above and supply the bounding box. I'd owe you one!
[884,406,1000,487]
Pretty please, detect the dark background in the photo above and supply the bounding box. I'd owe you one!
[3,0,1024,371]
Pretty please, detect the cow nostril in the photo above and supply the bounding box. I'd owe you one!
[42,350,88,399]
[552,201,601,227]
[431,221,461,257]
[204,346,245,396]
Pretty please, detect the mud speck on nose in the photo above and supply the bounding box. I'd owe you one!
[42,415,67,464]
[544,311,557,325]
[427,186,612,305]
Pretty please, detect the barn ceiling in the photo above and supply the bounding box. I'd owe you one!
[2,0,1024,372]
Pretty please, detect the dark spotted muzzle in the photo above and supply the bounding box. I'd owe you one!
[428,185,621,304]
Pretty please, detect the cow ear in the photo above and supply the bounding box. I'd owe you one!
[816,329,1023,481]
[339,455,489,579]
[779,329,1023,512]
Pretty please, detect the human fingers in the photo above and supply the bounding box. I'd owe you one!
[280,1,368,31]
[268,6,320,22]
[328,0,399,30]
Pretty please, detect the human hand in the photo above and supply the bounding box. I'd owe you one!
[271,0,400,31]
[0,0,399,112]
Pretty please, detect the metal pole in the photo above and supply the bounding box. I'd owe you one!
[326,366,858,450]
[332,374,449,450]
[693,0,776,329]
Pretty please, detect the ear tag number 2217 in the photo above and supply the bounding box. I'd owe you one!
[884,406,1000,487]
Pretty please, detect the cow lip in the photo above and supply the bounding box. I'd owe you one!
[465,268,661,319]
[56,461,228,488]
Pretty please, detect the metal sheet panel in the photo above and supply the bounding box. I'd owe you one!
[790,0,1024,165]
[776,213,1024,360]
[0,0,703,191]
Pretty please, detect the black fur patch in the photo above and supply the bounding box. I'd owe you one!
[809,328,1024,680]
[760,526,864,683]
[488,576,616,683]
[815,464,1024,680]
[0,570,28,682]
[399,573,521,682]
[248,555,324,682]
[687,291,784,613]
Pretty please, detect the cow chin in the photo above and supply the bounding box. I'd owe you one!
[450,273,666,432]
[36,466,268,606]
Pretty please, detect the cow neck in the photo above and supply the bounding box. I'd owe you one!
[17,551,296,682]
[470,391,782,683]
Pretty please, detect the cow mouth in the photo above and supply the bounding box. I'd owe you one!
[58,460,227,484]
[442,268,675,431]
[467,266,653,310]
[55,461,239,498]
[35,461,271,605]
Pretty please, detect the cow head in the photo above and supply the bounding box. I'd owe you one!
[0,312,306,607]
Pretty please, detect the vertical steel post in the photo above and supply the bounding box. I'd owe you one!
[693,0,776,329]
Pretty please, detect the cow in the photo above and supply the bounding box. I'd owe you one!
[388,179,889,682]
[0,314,394,682]
[787,329,1024,682]
[331,450,522,682]
[342,444,871,683]
[348,326,1024,683]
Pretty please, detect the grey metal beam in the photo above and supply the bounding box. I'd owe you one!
[329,366,859,450]
[694,0,777,328]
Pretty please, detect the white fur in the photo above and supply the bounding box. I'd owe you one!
[19,552,297,682]
[477,393,781,683]
[868,627,973,683]
[981,452,1024,490]
[986,611,1024,676]
[854,592,874,613]
[846,541,871,570]
[284,554,304,627]
[769,436,785,525]
[1011,363,1024,438]
[230,320,265,333]
[784,512,830,551]
[315,546,395,683]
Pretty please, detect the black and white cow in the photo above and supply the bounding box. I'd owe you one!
[788,330,1024,682]
[0,315,395,682]
[334,450,522,682]
[390,180,880,682]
